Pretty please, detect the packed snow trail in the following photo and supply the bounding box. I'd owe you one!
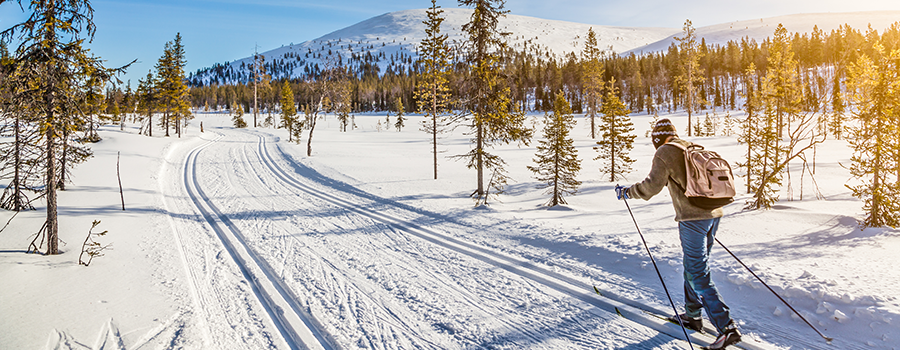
[165,125,785,349]
[181,133,336,350]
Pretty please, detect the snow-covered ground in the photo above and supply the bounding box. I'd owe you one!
[1,107,897,350]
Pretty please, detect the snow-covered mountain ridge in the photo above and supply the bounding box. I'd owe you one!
[627,11,900,54]
[190,9,900,85]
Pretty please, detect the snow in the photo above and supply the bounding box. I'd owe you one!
[626,11,900,54]
[198,8,679,83]
[2,104,899,349]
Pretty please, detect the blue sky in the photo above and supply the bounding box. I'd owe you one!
[2,0,899,87]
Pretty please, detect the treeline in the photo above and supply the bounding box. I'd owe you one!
[183,22,898,122]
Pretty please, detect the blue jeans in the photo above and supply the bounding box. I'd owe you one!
[679,218,732,333]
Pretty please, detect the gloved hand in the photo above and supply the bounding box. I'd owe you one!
[615,185,630,200]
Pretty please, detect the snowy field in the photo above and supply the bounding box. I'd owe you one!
[1,109,898,350]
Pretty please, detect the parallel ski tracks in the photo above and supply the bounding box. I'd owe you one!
[247,132,780,350]
[182,135,337,350]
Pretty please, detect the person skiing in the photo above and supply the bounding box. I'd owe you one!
[615,118,741,349]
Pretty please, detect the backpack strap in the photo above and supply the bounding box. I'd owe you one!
[663,140,690,194]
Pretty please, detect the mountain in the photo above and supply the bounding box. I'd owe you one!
[189,9,900,85]
[189,9,678,85]
[626,11,900,54]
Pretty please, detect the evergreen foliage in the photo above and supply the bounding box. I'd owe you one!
[582,27,605,139]
[393,96,405,131]
[456,0,532,206]
[415,0,453,180]
[232,102,247,128]
[674,19,704,136]
[279,80,298,142]
[528,92,581,206]
[593,80,636,182]
[154,33,191,138]
[846,37,900,228]
[2,0,125,254]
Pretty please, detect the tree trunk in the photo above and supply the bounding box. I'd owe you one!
[476,119,484,197]
[58,129,68,191]
[307,114,316,157]
[46,125,59,255]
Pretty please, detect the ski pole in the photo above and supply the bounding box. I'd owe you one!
[621,193,696,350]
[715,237,833,343]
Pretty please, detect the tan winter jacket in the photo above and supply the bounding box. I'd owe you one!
[626,138,724,222]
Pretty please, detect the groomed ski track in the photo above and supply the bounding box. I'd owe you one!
[165,126,784,349]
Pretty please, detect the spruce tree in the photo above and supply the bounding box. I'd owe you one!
[232,101,247,128]
[393,96,405,131]
[415,0,452,179]
[2,0,124,254]
[528,92,581,206]
[457,0,532,206]
[829,71,845,140]
[155,33,190,138]
[845,41,900,228]
[593,81,636,182]
[279,80,298,142]
[0,56,40,211]
[582,27,605,139]
[674,19,704,136]
[136,71,157,136]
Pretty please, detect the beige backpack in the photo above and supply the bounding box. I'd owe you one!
[669,142,736,209]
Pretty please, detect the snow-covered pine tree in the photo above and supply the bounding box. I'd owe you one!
[582,27,605,139]
[2,0,123,254]
[415,0,453,180]
[456,0,532,206]
[528,92,581,206]
[845,40,900,228]
[393,97,405,131]
[594,80,636,182]
[279,80,298,142]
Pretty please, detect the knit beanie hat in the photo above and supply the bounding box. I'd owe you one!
[651,118,678,149]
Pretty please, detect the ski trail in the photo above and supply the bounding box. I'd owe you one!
[159,139,215,349]
[251,132,782,350]
[181,135,336,350]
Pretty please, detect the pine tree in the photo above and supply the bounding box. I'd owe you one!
[393,96,405,131]
[744,28,825,209]
[675,19,704,136]
[415,0,452,179]
[279,80,298,142]
[0,53,40,211]
[766,24,802,140]
[232,101,247,128]
[136,71,157,136]
[155,33,190,138]
[829,71,845,140]
[582,27,605,139]
[456,0,532,206]
[845,40,900,228]
[594,80,636,182]
[2,0,124,254]
[528,92,581,206]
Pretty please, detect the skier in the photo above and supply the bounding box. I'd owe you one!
[615,118,742,349]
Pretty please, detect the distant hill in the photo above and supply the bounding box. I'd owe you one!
[626,11,900,54]
[189,9,900,85]
[189,9,677,85]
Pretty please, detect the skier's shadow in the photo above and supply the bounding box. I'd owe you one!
[615,332,675,350]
